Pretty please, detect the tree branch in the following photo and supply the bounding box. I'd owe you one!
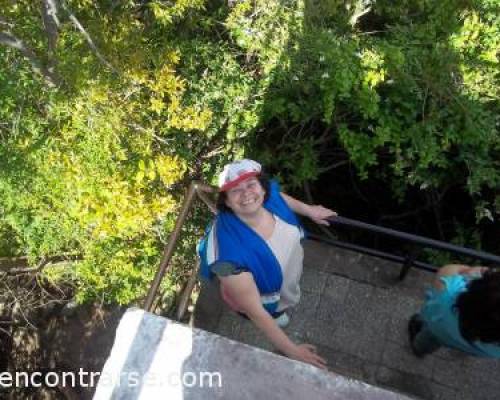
[0,30,59,87]
[61,1,118,74]
[0,254,82,274]
[318,160,350,173]
[348,0,373,27]
[41,0,61,73]
[0,16,14,28]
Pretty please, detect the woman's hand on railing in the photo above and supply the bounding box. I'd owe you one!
[438,264,487,278]
[306,205,337,226]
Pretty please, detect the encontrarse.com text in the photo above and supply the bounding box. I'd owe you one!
[0,369,222,389]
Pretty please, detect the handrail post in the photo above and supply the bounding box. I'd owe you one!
[399,251,417,281]
[143,181,218,313]
[196,186,218,214]
[176,259,201,321]
[143,182,198,312]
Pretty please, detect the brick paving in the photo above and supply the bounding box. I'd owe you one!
[194,240,500,400]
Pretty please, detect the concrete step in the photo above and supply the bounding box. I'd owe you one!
[94,308,412,400]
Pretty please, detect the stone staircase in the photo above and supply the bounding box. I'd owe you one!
[193,239,500,400]
[94,308,412,400]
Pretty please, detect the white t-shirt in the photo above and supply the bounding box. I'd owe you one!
[266,215,304,311]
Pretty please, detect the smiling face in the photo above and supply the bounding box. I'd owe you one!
[224,177,266,217]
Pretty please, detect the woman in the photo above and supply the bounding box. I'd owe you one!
[409,264,500,358]
[199,159,336,368]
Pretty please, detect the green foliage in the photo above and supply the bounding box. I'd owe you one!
[149,0,206,26]
[245,0,499,229]
[424,220,484,266]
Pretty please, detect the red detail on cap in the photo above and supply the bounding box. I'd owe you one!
[220,171,260,192]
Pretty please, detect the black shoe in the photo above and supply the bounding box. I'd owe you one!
[408,314,426,358]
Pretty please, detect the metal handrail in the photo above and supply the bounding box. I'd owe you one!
[143,181,217,313]
[327,216,500,264]
[308,232,437,272]
[311,215,500,280]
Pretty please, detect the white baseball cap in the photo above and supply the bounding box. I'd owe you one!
[218,159,262,191]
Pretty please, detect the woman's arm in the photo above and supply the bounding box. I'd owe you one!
[220,272,327,369]
[433,264,488,290]
[280,192,337,226]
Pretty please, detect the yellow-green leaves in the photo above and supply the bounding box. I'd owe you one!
[360,49,386,89]
[149,0,206,26]
[155,155,187,187]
